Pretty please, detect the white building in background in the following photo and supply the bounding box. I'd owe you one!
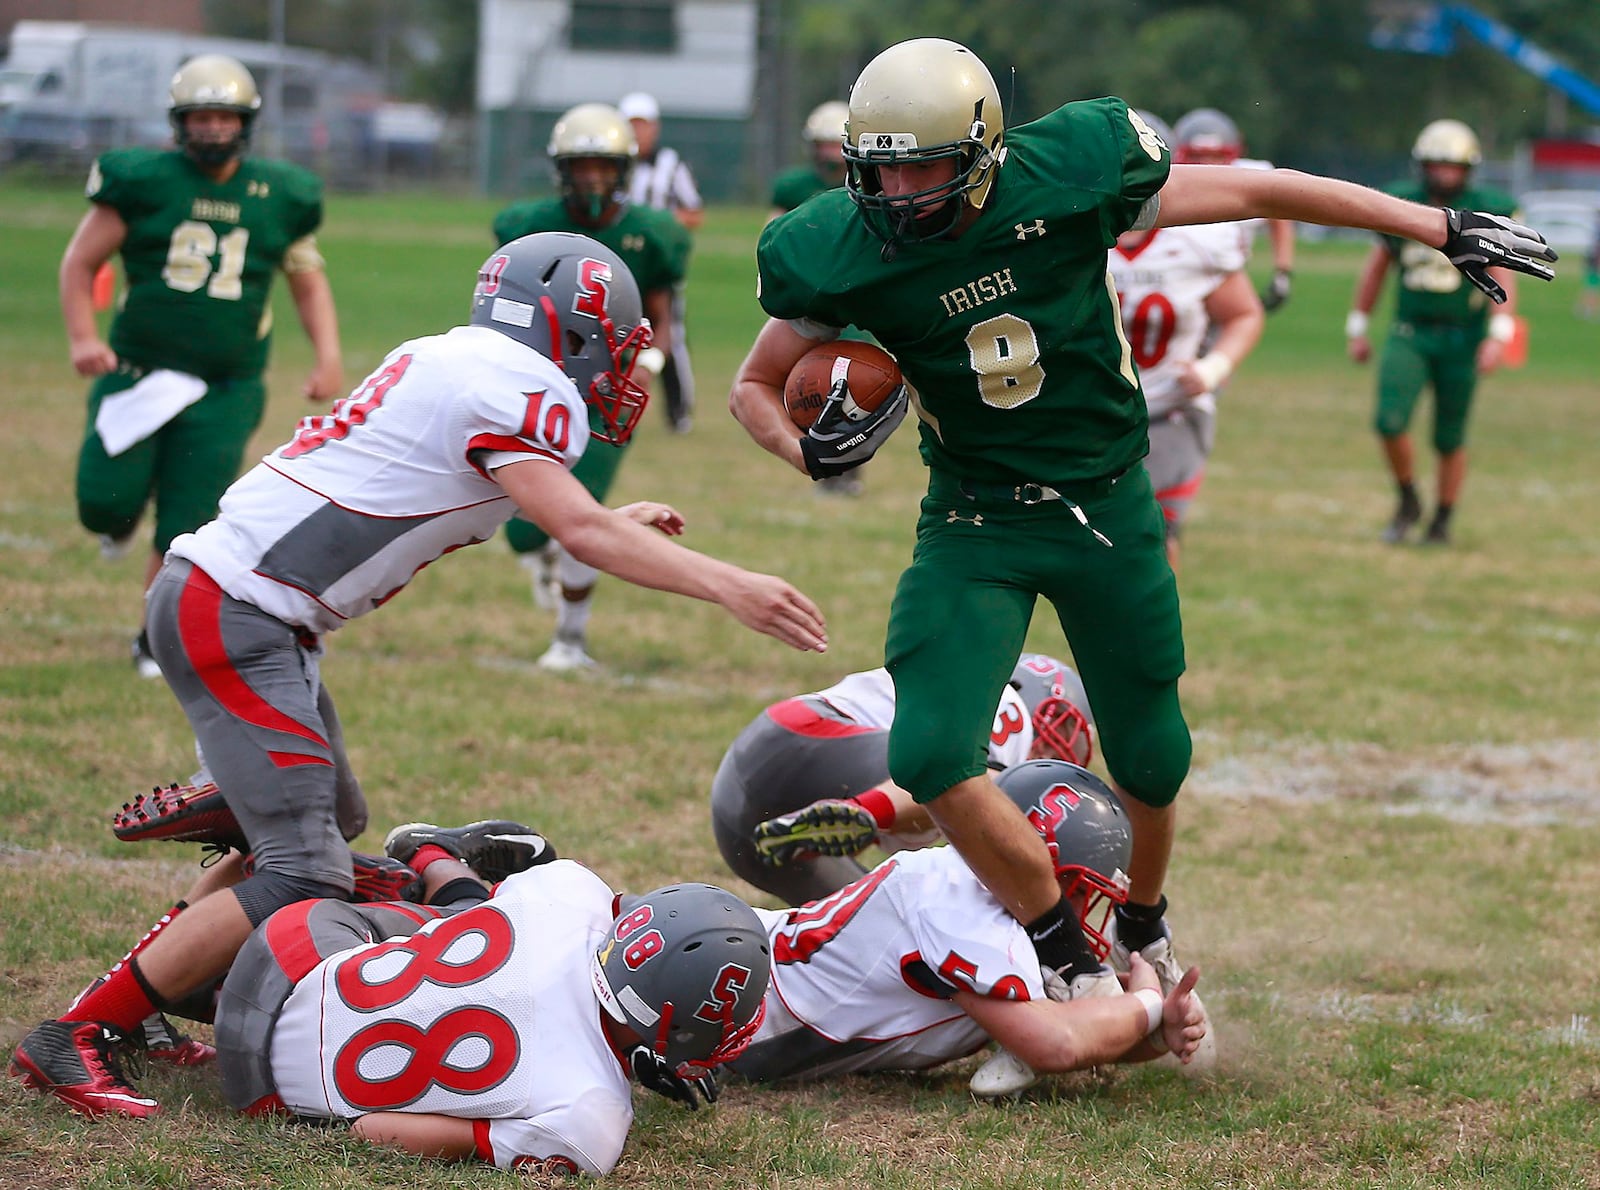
[475,0,759,198]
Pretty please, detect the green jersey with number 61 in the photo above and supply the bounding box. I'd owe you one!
[87,148,323,381]
[1379,181,1517,329]
[759,97,1168,485]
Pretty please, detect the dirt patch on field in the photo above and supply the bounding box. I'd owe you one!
[1186,735,1600,826]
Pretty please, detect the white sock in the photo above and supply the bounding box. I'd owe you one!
[557,592,594,640]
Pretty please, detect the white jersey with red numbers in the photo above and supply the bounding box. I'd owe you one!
[170,325,588,633]
[268,861,632,1176]
[808,668,1033,769]
[1109,223,1248,419]
[741,846,1045,1079]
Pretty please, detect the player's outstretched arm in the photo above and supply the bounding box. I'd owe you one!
[954,953,1205,1072]
[59,203,125,377]
[495,459,827,654]
[1158,165,1556,302]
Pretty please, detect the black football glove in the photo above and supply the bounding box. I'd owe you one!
[1260,268,1292,313]
[1440,208,1558,303]
[798,378,909,481]
[628,1045,720,1110]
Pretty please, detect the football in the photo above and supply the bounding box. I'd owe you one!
[784,341,903,430]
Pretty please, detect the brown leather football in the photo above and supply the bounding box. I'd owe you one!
[784,341,902,430]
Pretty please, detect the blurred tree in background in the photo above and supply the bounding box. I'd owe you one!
[205,0,1598,175]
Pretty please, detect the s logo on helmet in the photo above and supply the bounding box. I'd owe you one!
[1026,783,1082,863]
[480,254,511,297]
[694,963,752,1027]
[574,258,613,320]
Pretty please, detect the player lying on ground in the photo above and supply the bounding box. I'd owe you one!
[727,759,1206,1098]
[712,652,1093,906]
[10,231,824,1119]
[212,843,768,1175]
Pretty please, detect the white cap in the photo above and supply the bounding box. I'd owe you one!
[618,92,660,122]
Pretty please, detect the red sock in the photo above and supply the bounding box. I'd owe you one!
[409,844,457,876]
[850,789,897,830]
[65,903,184,1030]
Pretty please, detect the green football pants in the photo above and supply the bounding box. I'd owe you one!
[76,368,267,553]
[886,464,1191,810]
[1373,322,1482,454]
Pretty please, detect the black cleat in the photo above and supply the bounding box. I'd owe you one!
[383,820,556,884]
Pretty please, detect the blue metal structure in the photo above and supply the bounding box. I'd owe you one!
[1371,3,1600,117]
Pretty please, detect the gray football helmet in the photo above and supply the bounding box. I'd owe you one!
[1008,653,1095,766]
[591,883,771,1071]
[470,232,653,444]
[995,759,1132,959]
[843,38,1005,251]
[169,55,261,167]
[1173,107,1242,163]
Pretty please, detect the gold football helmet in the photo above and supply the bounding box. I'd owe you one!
[843,38,1005,251]
[548,103,638,221]
[168,55,260,165]
[802,100,849,145]
[1412,118,1482,167]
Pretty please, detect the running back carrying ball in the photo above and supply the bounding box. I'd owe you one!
[784,341,903,429]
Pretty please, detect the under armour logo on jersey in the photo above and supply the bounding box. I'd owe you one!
[947,510,984,526]
[1015,219,1047,240]
[247,180,270,198]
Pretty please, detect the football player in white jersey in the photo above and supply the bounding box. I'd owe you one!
[214,845,769,1175]
[716,653,1094,906]
[10,231,825,1120]
[1109,160,1266,571]
[1171,107,1298,312]
[728,760,1207,1096]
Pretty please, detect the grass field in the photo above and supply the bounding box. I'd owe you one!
[2,179,1598,1189]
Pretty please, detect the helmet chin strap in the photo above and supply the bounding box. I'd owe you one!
[186,140,242,169]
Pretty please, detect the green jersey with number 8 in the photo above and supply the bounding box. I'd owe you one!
[758,97,1168,485]
[87,147,323,381]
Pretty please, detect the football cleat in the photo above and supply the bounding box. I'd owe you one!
[142,1014,216,1066]
[10,1020,159,1118]
[383,820,556,884]
[536,631,599,672]
[1108,918,1214,1073]
[1381,489,1423,545]
[751,800,878,867]
[112,781,246,850]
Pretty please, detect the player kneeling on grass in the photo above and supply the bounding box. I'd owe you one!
[726,759,1206,1097]
[214,850,769,1175]
[9,231,824,1120]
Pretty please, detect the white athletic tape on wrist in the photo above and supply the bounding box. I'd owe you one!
[1133,987,1164,1035]
[1191,352,1233,392]
[1345,310,1370,339]
[1489,313,1516,343]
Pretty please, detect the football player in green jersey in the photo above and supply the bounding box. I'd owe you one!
[61,54,344,679]
[492,103,692,670]
[1345,119,1521,546]
[729,37,1556,1069]
[769,101,850,219]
